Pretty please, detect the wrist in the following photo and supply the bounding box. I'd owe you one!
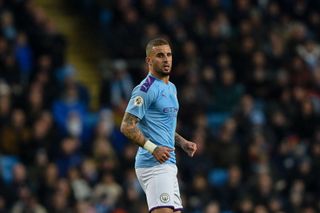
[143,140,158,153]
[178,139,187,147]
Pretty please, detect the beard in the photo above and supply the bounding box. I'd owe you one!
[154,65,171,77]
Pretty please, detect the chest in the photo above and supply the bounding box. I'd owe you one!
[152,87,179,116]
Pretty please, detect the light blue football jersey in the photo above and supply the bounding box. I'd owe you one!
[125,73,179,168]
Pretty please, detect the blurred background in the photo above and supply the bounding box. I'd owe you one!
[1,0,320,212]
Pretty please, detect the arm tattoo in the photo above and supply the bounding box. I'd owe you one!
[120,112,146,147]
[175,132,186,147]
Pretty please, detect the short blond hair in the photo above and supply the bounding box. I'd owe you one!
[146,38,170,56]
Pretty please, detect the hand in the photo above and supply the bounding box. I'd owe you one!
[181,141,197,157]
[153,146,174,163]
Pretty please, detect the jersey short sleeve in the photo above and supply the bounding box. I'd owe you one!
[126,85,156,120]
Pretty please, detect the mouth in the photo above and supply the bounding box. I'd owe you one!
[163,65,170,71]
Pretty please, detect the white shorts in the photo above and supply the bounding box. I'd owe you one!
[136,164,183,212]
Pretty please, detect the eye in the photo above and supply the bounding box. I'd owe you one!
[156,53,165,58]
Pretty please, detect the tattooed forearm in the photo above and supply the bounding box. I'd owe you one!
[120,112,147,147]
[175,132,186,147]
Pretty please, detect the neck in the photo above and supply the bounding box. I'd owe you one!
[149,69,169,84]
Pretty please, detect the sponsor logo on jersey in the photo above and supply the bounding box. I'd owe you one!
[163,107,178,113]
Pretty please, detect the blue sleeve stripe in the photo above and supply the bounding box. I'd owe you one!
[140,76,155,93]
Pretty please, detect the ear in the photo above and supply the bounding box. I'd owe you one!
[145,56,151,65]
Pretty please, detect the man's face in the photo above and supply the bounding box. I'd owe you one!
[147,44,172,76]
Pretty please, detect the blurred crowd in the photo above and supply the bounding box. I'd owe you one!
[1,0,320,212]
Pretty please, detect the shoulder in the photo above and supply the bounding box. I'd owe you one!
[131,76,160,99]
[139,75,159,93]
[169,81,176,87]
[169,82,177,91]
[134,75,160,94]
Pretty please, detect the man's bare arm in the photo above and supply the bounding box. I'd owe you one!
[175,132,187,147]
[175,132,197,157]
[120,112,146,147]
[120,112,173,162]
